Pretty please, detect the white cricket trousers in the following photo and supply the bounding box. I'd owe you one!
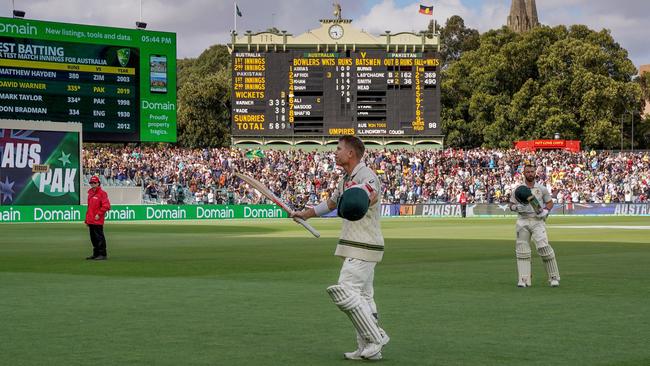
[338,258,378,316]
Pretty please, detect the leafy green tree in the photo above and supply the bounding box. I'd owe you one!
[176,45,232,147]
[177,68,231,148]
[636,72,650,149]
[177,45,231,89]
[637,115,650,149]
[639,71,650,100]
[636,70,650,116]
[437,15,480,68]
[441,25,641,149]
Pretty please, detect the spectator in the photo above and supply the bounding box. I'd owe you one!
[208,189,215,204]
[145,181,158,201]
[81,146,650,208]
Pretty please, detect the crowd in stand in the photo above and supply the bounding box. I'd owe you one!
[82,146,650,208]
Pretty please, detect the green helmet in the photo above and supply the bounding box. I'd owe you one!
[514,185,533,204]
[337,186,370,221]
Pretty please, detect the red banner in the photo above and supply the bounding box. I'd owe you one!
[515,140,581,152]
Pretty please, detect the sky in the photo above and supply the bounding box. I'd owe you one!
[6,0,649,68]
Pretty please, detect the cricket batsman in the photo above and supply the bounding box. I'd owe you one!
[509,164,560,287]
[292,135,389,360]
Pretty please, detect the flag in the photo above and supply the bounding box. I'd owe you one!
[245,150,265,159]
[0,129,39,157]
[419,4,433,15]
[236,4,243,17]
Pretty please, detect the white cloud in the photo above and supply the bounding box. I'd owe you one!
[356,0,649,68]
[538,0,650,67]
[15,0,335,58]
[355,0,508,35]
[7,0,648,67]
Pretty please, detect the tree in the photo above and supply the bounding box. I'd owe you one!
[177,45,231,89]
[177,68,231,148]
[637,115,650,149]
[176,45,232,147]
[438,15,480,68]
[638,71,650,100]
[636,70,650,117]
[441,25,641,149]
[636,72,650,149]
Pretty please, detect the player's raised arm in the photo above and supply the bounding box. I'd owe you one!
[292,199,336,220]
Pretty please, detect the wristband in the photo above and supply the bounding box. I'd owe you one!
[313,201,330,217]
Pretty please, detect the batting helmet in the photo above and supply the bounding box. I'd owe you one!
[514,185,532,204]
[337,186,370,221]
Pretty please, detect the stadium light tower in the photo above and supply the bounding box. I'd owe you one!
[12,0,26,18]
[136,0,147,29]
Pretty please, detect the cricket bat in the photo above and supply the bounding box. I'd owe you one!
[235,172,320,238]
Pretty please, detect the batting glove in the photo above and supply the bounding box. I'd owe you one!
[536,208,549,219]
[509,203,526,212]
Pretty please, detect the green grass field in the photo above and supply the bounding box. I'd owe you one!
[1,216,650,366]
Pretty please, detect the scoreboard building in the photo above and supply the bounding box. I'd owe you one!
[230,12,442,146]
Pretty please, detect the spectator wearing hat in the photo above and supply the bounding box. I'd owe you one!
[81,146,650,207]
[85,175,111,260]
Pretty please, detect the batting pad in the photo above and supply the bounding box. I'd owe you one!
[515,248,532,281]
[537,245,560,280]
[327,285,383,344]
[516,232,532,280]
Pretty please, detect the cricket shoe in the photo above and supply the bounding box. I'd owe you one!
[343,344,364,360]
[344,350,383,361]
[344,333,367,360]
[344,349,382,360]
[360,331,390,359]
[517,277,531,288]
[343,349,363,360]
[549,278,560,287]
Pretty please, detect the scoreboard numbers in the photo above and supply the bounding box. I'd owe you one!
[232,50,441,137]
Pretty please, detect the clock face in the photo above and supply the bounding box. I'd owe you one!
[329,25,344,39]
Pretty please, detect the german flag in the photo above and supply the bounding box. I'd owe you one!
[419,4,433,15]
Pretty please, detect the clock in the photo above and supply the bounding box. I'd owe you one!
[328,24,344,40]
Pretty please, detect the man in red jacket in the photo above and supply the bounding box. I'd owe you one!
[85,175,111,260]
[459,189,468,218]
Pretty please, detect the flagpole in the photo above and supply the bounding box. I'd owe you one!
[234,2,237,34]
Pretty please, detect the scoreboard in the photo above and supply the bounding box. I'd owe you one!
[0,17,176,142]
[231,50,441,137]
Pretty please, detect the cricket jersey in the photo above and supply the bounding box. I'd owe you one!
[330,162,384,262]
[510,182,552,219]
